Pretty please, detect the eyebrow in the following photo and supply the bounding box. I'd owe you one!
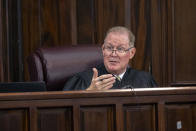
[105,44,127,48]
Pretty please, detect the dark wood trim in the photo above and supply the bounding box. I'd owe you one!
[0,0,10,81]
[151,0,169,86]
[168,0,174,86]
[157,102,166,131]
[0,0,3,81]
[70,0,77,45]
[29,106,38,131]
[116,104,124,131]
[73,104,80,131]
[0,87,196,100]
[124,0,131,29]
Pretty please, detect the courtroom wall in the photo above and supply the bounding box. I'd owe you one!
[0,0,196,87]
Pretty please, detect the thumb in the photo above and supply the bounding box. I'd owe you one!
[92,68,98,79]
[87,68,98,90]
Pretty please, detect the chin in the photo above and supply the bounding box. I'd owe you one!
[105,62,120,73]
[107,67,120,74]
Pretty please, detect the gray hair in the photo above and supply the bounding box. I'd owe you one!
[104,26,135,47]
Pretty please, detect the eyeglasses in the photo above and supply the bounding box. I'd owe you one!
[103,45,133,54]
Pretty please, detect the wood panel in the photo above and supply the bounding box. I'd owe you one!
[124,105,156,131]
[0,0,5,81]
[151,0,196,86]
[168,0,196,86]
[151,0,167,86]
[80,106,114,131]
[1,0,196,87]
[194,105,196,130]
[22,0,74,80]
[0,109,28,131]
[130,0,152,72]
[0,0,157,84]
[0,0,17,81]
[76,0,96,44]
[38,108,72,131]
[1,0,154,82]
[165,104,194,131]
[0,87,196,131]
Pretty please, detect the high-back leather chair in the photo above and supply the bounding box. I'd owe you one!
[27,45,103,91]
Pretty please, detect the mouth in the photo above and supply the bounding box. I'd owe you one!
[109,60,119,65]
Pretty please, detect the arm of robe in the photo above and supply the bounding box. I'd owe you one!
[136,72,158,88]
[148,74,158,87]
[127,70,158,88]
[63,71,92,91]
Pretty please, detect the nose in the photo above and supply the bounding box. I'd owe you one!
[111,50,118,56]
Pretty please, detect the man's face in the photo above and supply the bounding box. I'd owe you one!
[102,32,136,75]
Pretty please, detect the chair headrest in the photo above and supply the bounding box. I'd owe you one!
[35,45,103,91]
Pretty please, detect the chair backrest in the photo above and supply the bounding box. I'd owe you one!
[27,45,103,91]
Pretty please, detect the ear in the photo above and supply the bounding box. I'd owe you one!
[129,47,136,59]
[102,44,105,55]
[102,44,104,50]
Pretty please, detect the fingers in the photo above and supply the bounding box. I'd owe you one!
[98,78,116,90]
[97,74,113,81]
[94,74,116,90]
[96,75,115,86]
[92,68,98,79]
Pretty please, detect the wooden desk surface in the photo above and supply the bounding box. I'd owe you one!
[1,87,196,100]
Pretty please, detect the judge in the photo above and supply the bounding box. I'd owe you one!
[63,26,157,91]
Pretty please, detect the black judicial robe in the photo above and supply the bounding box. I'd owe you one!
[63,63,157,91]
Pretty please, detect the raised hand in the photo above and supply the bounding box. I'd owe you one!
[87,68,116,90]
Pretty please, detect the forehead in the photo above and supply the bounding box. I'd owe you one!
[105,32,129,45]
